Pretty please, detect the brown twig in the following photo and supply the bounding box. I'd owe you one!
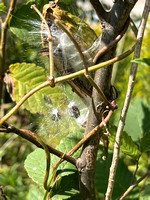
[53,101,117,170]
[68,109,115,156]
[84,74,110,106]
[0,186,8,200]
[0,0,17,105]
[2,122,76,165]
[131,155,141,184]
[90,0,107,22]
[130,18,138,37]
[31,4,54,85]
[55,0,61,4]
[105,1,150,199]
[119,171,150,200]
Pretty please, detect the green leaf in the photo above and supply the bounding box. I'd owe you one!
[51,130,83,176]
[27,185,44,200]
[49,131,82,199]
[140,184,150,200]
[7,62,67,114]
[112,99,150,142]
[38,112,84,147]
[119,98,150,142]
[24,148,47,187]
[10,0,49,45]
[0,3,6,14]
[137,99,150,134]
[123,101,142,141]
[140,131,150,153]
[95,153,139,199]
[24,131,83,185]
[120,131,141,158]
[50,173,80,200]
[25,131,82,199]
[132,58,150,66]
[7,62,87,145]
[110,126,141,159]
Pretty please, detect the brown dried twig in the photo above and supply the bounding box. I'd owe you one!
[105,0,150,199]
[119,171,150,200]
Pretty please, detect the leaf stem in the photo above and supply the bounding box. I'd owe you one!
[131,155,141,184]
[21,129,50,191]
[31,4,54,81]
[130,18,138,37]
[85,73,110,107]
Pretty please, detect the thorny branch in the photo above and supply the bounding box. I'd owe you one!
[105,0,150,199]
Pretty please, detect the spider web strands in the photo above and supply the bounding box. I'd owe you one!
[55,20,110,107]
[0,43,135,126]
[55,44,135,83]
[2,121,76,165]
[53,107,116,174]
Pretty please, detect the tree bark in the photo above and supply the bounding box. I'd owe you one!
[76,0,138,199]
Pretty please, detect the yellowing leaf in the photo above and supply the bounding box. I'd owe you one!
[6,63,68,114]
